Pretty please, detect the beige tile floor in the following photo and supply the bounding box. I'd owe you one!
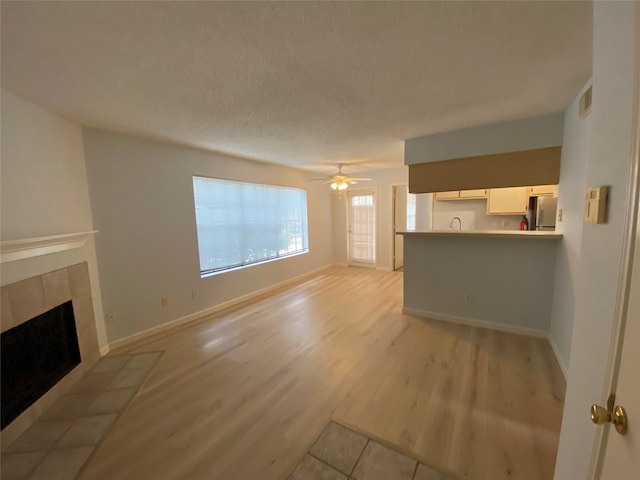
[1,352,162,480]
[291,422,458,480]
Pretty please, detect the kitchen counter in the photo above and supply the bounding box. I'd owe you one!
[399,229,562,239]
[401,229,560,336]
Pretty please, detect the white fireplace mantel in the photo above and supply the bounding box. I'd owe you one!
[0,231,98,264]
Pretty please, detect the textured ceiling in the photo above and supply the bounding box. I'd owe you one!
[1,1,592,173]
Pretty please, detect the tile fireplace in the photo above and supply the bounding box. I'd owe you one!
[0,263,101,448]
[2,300,82,429]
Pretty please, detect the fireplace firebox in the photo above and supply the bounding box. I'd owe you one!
[1,300,81,430]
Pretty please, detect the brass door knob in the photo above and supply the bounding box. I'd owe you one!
[591,403,628,434]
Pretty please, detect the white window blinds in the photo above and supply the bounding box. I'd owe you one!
[193,176,309,275]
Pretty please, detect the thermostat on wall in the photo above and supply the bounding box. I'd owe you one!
[584,186,608,224]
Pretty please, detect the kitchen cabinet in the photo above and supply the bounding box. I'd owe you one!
[529,185,556,196]
[487,186,529,215]
[434,189,487,200]
[434,190,460,200]
[459,189,487,199]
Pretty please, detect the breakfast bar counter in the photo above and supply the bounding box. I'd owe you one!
[399,229,562,336]
[399,229,562,239]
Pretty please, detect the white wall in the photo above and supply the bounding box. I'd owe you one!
[331,166,408,270]
[403,234,558,334]
[0,90,107,349]
[432,199,522,231]
[405,113,564,164]
[82,128,333,343]
[548,81,592,375]
[554,3,638,479]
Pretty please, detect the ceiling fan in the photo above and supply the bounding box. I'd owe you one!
[309,164,372,191]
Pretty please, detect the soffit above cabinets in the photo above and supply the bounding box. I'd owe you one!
[405,114,565,166]
[408,147,561,194]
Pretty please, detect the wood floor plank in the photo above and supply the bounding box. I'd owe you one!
[78,266,565,480]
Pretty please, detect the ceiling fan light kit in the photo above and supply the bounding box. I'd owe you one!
[331,180,349,191]
[311,164,372,191]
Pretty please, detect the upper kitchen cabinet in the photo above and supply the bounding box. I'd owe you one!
[434,189,487,200]
[529,184,556,196]
[460,189,487,199]
[434,190,461,200]
[487,186,529,215]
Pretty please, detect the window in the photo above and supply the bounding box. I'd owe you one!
[406,193,416,230]
[193,176,309,276]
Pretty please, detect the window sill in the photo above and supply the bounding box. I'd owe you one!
[200,250,308,278]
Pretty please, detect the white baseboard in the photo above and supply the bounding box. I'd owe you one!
[99,344,111,357]
[547,334,568,379]
[107,264,335,351]
[402,307,548,339]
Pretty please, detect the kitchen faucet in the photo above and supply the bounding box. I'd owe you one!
[450,216,462,230]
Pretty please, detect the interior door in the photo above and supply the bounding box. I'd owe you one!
[594,14,639,473]
[597,216,640,478]
[393,185,408,270]
[347,189,376,267]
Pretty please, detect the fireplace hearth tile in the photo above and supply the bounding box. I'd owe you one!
[91,355,132,373]
[29,446,93,480]
[88,388,137,415]
[56,413,117,448]
[106,367,149,390]
[124,352,162,370]
[40,393,98,421]
[0,451,46,480]
[7,419,72,453]
[70,371,118,394]
[2,351,162,479]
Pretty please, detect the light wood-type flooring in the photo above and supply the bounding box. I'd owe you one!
[79,266,565,480]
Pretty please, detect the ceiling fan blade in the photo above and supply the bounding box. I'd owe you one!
[349,177,372,181]
[308,178,332,182]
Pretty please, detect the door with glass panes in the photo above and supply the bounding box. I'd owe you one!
[347,189,376,266]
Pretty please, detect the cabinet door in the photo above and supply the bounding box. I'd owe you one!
[487,187,529,215]
[459,189,487,199]
[529,185,556,196]
[434,191,460,200]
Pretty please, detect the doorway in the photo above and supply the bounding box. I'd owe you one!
[347,189,376,267]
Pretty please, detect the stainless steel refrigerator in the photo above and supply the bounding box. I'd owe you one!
[532,196,558,230]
